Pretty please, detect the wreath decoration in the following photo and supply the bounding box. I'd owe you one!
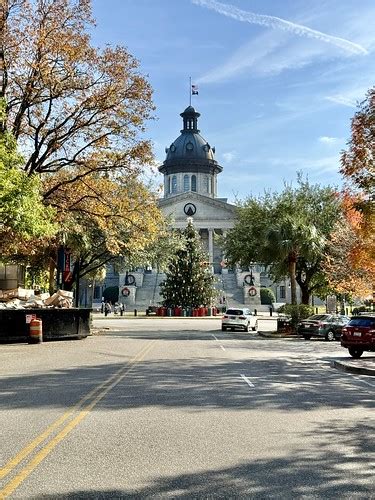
[248,286,257,297]
[126,274,136,286]
[121,287,131,297]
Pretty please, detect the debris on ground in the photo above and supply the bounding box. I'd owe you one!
[0,288,74,309]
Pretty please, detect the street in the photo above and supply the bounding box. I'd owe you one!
[0,318,374,498]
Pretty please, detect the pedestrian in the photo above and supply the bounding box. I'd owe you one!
[104,302,111,317]
[120,303,125,317]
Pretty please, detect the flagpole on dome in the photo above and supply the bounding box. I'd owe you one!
[189,76,192,106]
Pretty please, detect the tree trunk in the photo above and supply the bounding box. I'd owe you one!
[288,256,297,305]
[300,285,310,305]
[48,255,56,295]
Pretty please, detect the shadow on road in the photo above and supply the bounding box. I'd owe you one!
[32,421,374,498]
[1,351,374,413]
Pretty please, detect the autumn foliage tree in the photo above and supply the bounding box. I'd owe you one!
[331,86,375,299]
[2,0,162,290]
[323,193,374,298]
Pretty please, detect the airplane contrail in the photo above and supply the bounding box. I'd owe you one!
[192,0,368,56]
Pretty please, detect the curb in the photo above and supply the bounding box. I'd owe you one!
[331,359,375,376]
[258,332,299,339]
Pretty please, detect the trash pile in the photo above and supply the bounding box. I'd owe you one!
[0,288,74,309]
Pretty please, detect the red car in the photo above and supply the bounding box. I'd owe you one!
[341,315,375,358]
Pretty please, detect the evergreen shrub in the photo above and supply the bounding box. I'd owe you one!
[260,287,276,305]
[277,304,314,330]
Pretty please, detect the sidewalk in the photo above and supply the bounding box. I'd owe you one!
[258,331,375,376]
[331,357,375,376]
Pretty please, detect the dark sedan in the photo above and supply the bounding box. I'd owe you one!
[298,314,350,341]
[341,315,375,358]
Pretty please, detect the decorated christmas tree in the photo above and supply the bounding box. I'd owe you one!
[160,220,217,308]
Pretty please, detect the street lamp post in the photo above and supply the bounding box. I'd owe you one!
[249,262,255,287]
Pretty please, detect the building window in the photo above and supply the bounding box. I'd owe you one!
[168,176,172,194]
[191,175,197,192]
[184,174,189,192]
[279,285,286,299]
[204,176,209,193]
[172,175,177,193]
[93,286,102,300]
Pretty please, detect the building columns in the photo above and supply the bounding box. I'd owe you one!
[208,228,214,268]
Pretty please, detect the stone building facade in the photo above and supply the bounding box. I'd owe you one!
[158,105,236,273]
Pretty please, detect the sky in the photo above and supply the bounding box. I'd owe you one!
[91,0,375,203]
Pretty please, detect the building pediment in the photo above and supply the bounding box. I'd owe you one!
[158,192,237,229]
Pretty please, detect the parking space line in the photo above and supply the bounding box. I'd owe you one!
[240,374,255,388]
[212,334,218,341]
[220,345,226,351]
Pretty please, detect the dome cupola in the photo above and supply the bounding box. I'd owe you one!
[159,106,222,199]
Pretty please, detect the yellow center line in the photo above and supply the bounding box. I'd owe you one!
[0,340,156,498]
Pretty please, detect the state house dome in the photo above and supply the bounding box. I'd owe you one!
[159,106,222,178]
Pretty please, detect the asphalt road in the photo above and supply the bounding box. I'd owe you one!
[0,318,374,499]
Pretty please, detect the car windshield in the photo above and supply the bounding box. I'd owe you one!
[348,318,375,328]
[226,309,243,315]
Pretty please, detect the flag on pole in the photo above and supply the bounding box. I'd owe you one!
[191,84,199,95]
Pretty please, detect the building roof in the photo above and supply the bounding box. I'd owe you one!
[159,106,222,175]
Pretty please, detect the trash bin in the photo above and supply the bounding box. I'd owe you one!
[277,317,291,333]
[167,308,172,317]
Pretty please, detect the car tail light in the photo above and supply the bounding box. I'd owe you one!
[342,327,347,333]
[223,315,228,319]
[239,315,246,320]
[369,330,375,334]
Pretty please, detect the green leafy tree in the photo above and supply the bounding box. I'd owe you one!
[0,125,56,255]
[102,286,119,304]
[224,176,341,305]
[160,221,217,309]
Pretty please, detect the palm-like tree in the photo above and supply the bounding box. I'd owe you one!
[264,218,325,305]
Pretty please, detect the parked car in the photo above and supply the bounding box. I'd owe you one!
[222,308,257,332]
[341,315,375,358]
[297,314,350,341]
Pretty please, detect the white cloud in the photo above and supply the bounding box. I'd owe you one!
[222,151,236,162]
[192,0,368,55]
[325,83,373,108]
[318,136,339,144]
[325,94,357,108]
[197,30,327,83]
[269,155,340,174]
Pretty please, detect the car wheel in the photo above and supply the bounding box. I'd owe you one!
[348,347,363,358]
[222,326,227,331]
[325,330,335,341]
[303,335,311,340]
[244,323,250,332]
[252,325,257,331]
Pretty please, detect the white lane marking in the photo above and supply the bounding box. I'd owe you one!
[220,345,226,351]
[212,334,218,341]
[240,374,255,388]
[347,375,375,388]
